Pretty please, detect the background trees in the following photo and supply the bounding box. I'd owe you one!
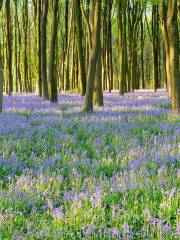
[0,0,179,112]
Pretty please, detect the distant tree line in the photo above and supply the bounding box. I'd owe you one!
[0,0,179,113]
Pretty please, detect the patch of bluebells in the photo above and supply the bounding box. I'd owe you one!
[0,90,179,239]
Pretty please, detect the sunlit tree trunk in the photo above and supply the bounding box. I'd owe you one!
[23,0,29,93]
[41,0,49,100]
[167,0,180,113]
[160,0,172,96]
[93,48,103,107]
[5,0,13,95]
[49,0,58,103]
[64,0,69,91]
[141,18,145,89]
[152,4,159,91]
[83,0,101,112]
[75,0,86,96]
[37,0,42,96]
[0,0,3,112]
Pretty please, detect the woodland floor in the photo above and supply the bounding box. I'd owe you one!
[0,90,179,239]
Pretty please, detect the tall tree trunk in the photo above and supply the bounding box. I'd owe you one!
[118,0,127,95]
[5,0,13,95]
[0,32,3,113]
[75,0,86,96]
[160,0,172,96]
[83,0,101,112]
[14,0,18,92]
[41,0,49,100]
[93,48,103,107]
[152,4,159,91]
[48,0,58,103]
[64,0,69,91]
[0,1,3,112]
[23,0,29,93]
[141,18,145,89]
[167,0,180,113]
[37,0,42,96]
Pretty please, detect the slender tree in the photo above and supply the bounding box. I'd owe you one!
[5,0,13,95]
[23,0,29,93]
[167,0,180,113]
[75,0,86,96]
[0,0,3,112]
[41,0,49,100]
[49,0,58,103]
[83,0,102,112]
[37,0,42,96]
[160,0,172,96]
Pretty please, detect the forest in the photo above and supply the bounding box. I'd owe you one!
[0,0,179,239]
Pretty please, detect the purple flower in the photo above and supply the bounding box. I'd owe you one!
[85,225,95,238]
[123,222,130,234]
[163,225,171,234]
[111,227,120,237]
[53,208,64,220]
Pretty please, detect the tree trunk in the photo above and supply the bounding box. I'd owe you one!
[5,0,13,95]
[48,0,58,103]
[23,0,29,93]
[37,0,42,96]
[167,0,180,113]
[0,36,3,113]
[75,0,86,96]
[83,0,101,112]
[41,0,49,100]
[152,5,159,92]
[141,18,145,89]
[93,48,103,107]
[160,0,172,96]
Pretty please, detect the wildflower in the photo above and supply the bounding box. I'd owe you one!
[112,227,120,237]
[39,231,45,237]
[90,188,103,207]
[0,213,4,222]
[46,198,53,209]
[53,208,64,220]
[162,225,171,234]
[85,225,95,238]
[123,222,130,234]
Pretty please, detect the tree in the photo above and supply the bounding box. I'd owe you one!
[0,0,3,112]
[83,0,102,112]
[49,0,58,103]
[117,0,128,95]
[160,0,172,96]
[167,0,180,113]
[160,0,180,113]
[5,0,13,95]
[75,0,86,96]
[37,0,42,96]
[23,0,29,93]
[41,0,49,100]
[152,3,160,91]
[93,48,103,107]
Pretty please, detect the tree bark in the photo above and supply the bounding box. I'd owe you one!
[37,0,42,96]
[83,0,101,112]
[41,0,49,100]
[93,48,103,107]
[5,0,13,95]
[48,0,58,103]
[75,0,86,96]
[160,0,172,96]
[167,0,180,113]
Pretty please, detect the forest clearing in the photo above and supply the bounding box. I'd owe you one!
[0,0,179,239]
